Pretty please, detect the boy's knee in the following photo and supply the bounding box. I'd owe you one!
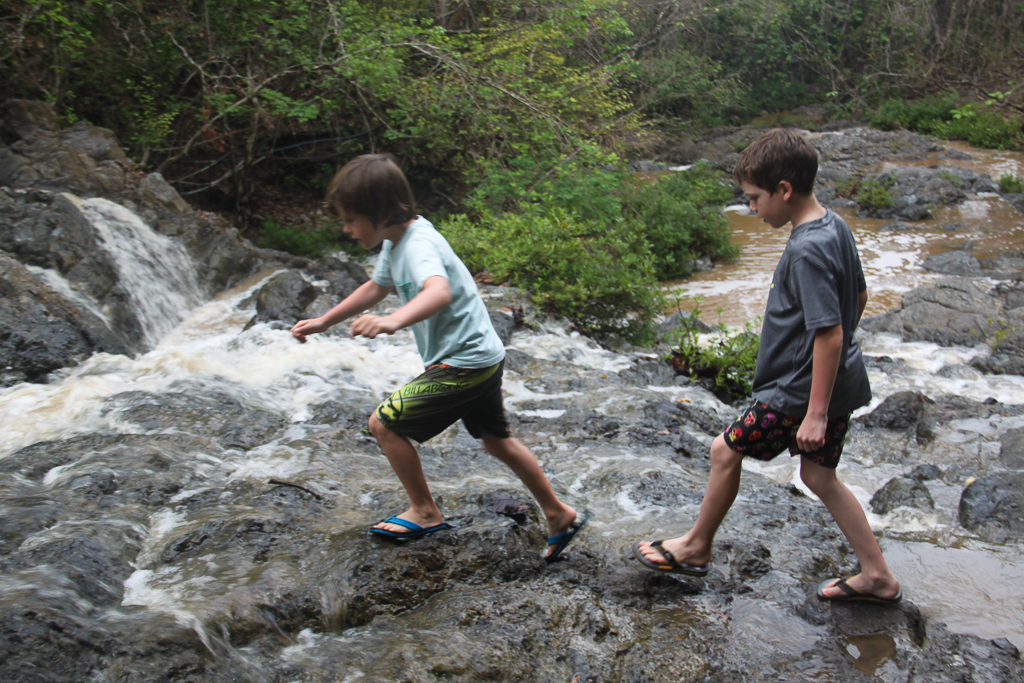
[368,412,389,439]
[710,434,743,470]
[800,460,836,493]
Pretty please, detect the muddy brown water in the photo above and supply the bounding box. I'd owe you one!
[668,142,1024,327]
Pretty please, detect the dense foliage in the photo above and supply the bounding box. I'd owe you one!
[4,0,1022,338]
[442,208,665,341]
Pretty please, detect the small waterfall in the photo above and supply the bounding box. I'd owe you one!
[73,195,204,347]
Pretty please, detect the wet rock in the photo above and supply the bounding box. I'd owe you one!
[860,277,999,346]
[618,358,680,387]
[1005,192,1024,213]
[723,539,772,578]
[657,310,716,341]
[626,469,706,508]
[138,172,190,213]
[857,390,929,430]
[870,477,935,514]
[0,99,129,194]
[307,254,369,299]
[959,472,1024,542]
[974,324,1024,376]
[0,251,132,385]
[642,398,725,436]
[909,463,944,481]
[521,403,621,438]
[489,309,515,345]
[1001,428,1024,469]
[242,269,319,330]
[482,491,532,523]
[100,388,288,450]
[924,250,985,276]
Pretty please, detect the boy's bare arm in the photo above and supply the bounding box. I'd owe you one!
[350,275,452,339]
[291,279,391,342]
[796,323,843,452]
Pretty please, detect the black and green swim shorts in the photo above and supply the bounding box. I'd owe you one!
[374,360,510,442]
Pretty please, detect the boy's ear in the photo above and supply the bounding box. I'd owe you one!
[776,180,794,202]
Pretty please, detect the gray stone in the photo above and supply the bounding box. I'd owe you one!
[959,472,1024,542]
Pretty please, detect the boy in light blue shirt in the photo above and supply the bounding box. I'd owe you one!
[292,154,587,561]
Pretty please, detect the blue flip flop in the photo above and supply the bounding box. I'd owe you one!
[370,515,453,539]
[545,510,591,563]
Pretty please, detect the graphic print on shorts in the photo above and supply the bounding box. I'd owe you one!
[722,401,851,468]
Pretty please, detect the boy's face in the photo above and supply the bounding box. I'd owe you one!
[337,208,381,248]
[741,181,792,230]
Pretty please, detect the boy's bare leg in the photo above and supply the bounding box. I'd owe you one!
[368,413,444,533]
[637,434,743,567]
[800,457,901,599]
[480,434,577,557]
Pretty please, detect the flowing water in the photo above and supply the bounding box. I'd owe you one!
[1,140,1023,676]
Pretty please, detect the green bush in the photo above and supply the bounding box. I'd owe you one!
[870,96,1024,151]
[666,297,761,400]
[441,209,664,342]
[620,162,738,280]
[870,93,959,131]
[835,176,894,212]
[257,217,361,258]
[999,173,1024,194]
[929,105,1024,150]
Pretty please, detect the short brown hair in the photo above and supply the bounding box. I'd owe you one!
[733,129,818,195]
[324,154,416,227]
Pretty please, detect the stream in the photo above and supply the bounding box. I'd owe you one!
[1,137,1023,680]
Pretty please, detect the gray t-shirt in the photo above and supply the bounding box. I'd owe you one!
[372,217,505,368]
[752,210,871,416]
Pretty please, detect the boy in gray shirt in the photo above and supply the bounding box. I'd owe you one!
[633,129,901,604]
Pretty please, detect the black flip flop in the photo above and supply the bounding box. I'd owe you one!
[816,577,902,604]
[631,540,710,577]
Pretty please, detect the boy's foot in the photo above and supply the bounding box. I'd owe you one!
[370,515,452,539]
[817,574,902,603]
[632,540,709,576]
[372,507,444,535]
[545,510,590,563]
[634,537,711,572]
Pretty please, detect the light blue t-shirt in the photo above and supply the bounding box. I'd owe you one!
[372,217,505,368]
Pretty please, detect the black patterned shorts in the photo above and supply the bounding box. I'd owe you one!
[722,401,851,468]
[374,360,510,443]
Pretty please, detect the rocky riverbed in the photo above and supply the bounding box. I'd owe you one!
[1,99,1023,682]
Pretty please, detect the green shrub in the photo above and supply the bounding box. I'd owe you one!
[441,209,664,342]
[930,105,1024,150]
[870,93,959,131]
[620,162,738,280]
[258,217,361,258]
[835,176,893,212]
[999,173,1024,194]
[666,297,760,400]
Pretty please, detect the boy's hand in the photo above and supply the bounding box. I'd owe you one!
[796,415,827,452]
[291,317,328,343]
[350,314,399,339]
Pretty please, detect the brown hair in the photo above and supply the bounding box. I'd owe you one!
[733,129,818,195]
[324,154,416,227]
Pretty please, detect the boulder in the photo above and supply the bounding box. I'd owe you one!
[870,477,935,514]
[959,472,1024,543]
[860,278,1000,346]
